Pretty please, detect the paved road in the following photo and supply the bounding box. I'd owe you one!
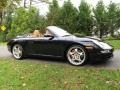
[0,46,120,70]
[0,46,12,58]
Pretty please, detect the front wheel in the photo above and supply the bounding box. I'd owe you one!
[66,45,87,66]
[12,44,23,59]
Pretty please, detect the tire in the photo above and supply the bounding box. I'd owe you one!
[12,44,24,60]
[66,45,87,66]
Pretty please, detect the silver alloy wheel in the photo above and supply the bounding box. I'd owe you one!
[67,45,86,66]
[12,44,23,59]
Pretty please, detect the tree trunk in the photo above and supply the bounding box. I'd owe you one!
[110,29,114,37]
[99,28,103,39]
[24,0,26,8]
[0,9,2,24]
[0,13,2,25]
[30,0,32,6]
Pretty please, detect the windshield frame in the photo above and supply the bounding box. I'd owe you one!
[46,26,71,37]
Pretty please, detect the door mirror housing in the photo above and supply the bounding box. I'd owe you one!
[44,34,54,40]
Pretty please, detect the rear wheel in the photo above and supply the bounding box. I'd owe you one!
[12,44,23,59]
[66,45,87,66]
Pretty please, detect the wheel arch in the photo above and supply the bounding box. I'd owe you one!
[64,43,88,58]
[10,41,24,52]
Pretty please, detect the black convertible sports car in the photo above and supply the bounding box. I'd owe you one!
[7,26,114,66]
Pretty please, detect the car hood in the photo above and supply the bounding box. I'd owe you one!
[61,36,100,42]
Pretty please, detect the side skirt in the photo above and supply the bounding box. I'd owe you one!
[28,54,63,58]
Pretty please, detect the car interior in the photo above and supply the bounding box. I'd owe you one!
[27,29,53,38]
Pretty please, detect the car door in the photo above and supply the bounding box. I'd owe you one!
[26,37,71,57]
[25,38,39,55]
[32,37,65,57]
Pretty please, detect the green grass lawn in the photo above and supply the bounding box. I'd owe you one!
[0,58,119,90]
[105,40,120,49]
[0,42,7,45]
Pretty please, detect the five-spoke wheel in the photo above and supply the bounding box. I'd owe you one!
[12,44,23,59]
[67,45,87,66]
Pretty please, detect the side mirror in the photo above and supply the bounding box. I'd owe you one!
[44,34,54,40]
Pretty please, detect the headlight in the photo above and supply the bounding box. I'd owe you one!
[100,50,110,53]
[81,41,97,49]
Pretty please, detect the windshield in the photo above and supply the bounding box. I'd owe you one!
[46,26,71,37]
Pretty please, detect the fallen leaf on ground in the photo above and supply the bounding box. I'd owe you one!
[22,83,26,87]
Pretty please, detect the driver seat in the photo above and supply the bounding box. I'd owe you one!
[32,30,43,37]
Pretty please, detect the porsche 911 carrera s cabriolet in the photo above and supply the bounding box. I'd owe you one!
[7,26,114,66]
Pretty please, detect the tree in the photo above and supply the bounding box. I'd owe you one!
[116,7,120,29]
[0,0,21,41]
[77,0,93,35]
[56,0,78,33]
[0,0,21,24]
[93,0,108,38]
[0,0,7,9]
[47,0,60,25]
[107,2,118,37]
[2,8,13,40]
[4,0,20,32]
[29,0,51,7]
[0,0,49,41]
[7,7,47,39]
[0,0,8,24]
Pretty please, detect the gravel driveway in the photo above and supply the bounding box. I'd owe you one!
[0,45,120,70]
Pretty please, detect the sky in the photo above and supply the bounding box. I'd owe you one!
[21,0,120,15]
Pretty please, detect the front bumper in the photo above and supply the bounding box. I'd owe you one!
[88,49,114,61]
